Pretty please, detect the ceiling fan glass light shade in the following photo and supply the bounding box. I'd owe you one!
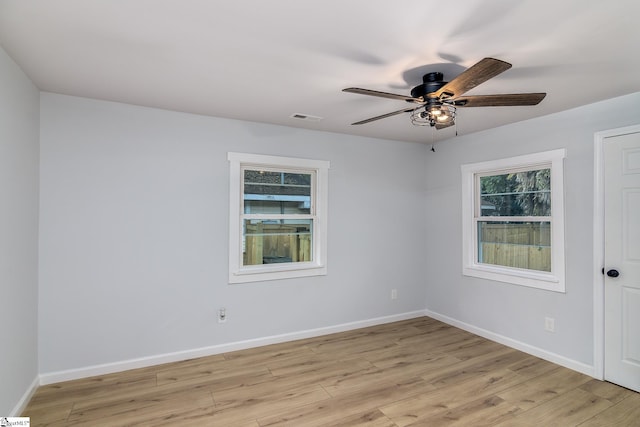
[411,105,455,127]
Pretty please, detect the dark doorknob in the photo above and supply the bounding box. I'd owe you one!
[607,269,620,278]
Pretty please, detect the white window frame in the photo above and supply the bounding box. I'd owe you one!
[228,152,329,283]
[461,149,566,292]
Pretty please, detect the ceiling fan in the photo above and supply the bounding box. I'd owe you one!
[343,58,546,130]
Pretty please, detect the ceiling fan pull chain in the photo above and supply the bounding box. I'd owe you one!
[430,127,436,152]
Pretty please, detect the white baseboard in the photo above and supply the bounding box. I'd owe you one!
[424,309,595,377]
[11,375,39,417]
[39,310,426,385]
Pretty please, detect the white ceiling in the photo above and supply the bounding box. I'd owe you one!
[1,0,639,143]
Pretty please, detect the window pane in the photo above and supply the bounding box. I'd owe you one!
[244,170,311,214]
[478,221,551,272]
[243,219,312,266]
[480,169,551,216]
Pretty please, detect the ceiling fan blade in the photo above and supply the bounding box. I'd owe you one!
[434,57,512,99]
[351,107,416,125]
[452,93,546,107]
[343,87,422,103]
[435,121,455,130]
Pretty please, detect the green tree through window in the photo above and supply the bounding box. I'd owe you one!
[480,169,551,217]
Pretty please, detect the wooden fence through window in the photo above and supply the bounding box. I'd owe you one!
[479,222,551,272]
[244,223,311,266]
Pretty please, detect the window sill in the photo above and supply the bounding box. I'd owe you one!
[463,264,564,292]
[229,263,327,284]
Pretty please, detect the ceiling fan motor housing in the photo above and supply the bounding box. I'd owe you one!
[410,72,447,99]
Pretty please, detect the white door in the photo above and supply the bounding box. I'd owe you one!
[604,130,640,392]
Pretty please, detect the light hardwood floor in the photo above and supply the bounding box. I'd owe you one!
[23,317,640,426]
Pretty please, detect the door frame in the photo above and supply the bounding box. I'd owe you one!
[593,123,640,380]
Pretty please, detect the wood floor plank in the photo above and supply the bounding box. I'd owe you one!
[524,364,593,392]
[21,317,638,427]
[578,378,638,404]
[212,359,371,404]
[493,379,563,411]
[222,341,315,366]
[27,371,157,406]
[66,388,214,426]
[324,409,398,427]
[19,401,72,426]
[576,392,640,426]
[394,324,475,348]
[495,365,595,414]
[380,368,526,426]
[213,379,329,409]
[320,354,457,397]
[154,353,226,372]
[307,334,401,358]
[504,354,560,379]
[421,347,527,388]
[439,337,510,361]
[257,376,432,427]
[264,351,372,377]
[494,388,614,427]
[156,359,271,387]
[406,395,521,427]
[210,384,331,425]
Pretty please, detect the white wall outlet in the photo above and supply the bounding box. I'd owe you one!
[218,308,227,323]
[391,289,398,300]
[544,316,555,332]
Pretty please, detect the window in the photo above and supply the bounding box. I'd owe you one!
[228,153,329,283]
[461,149,566,292]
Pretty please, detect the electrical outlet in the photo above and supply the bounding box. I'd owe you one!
[391,289,398,300]
[544,317,555,332]
[218,308,227,324]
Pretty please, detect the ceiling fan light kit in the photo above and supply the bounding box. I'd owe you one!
[343,58,546,131]
[410,104,456,128]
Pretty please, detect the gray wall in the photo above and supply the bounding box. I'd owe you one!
[38,93,429,374]
[424,91,640,366]
[0,48,40,414]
